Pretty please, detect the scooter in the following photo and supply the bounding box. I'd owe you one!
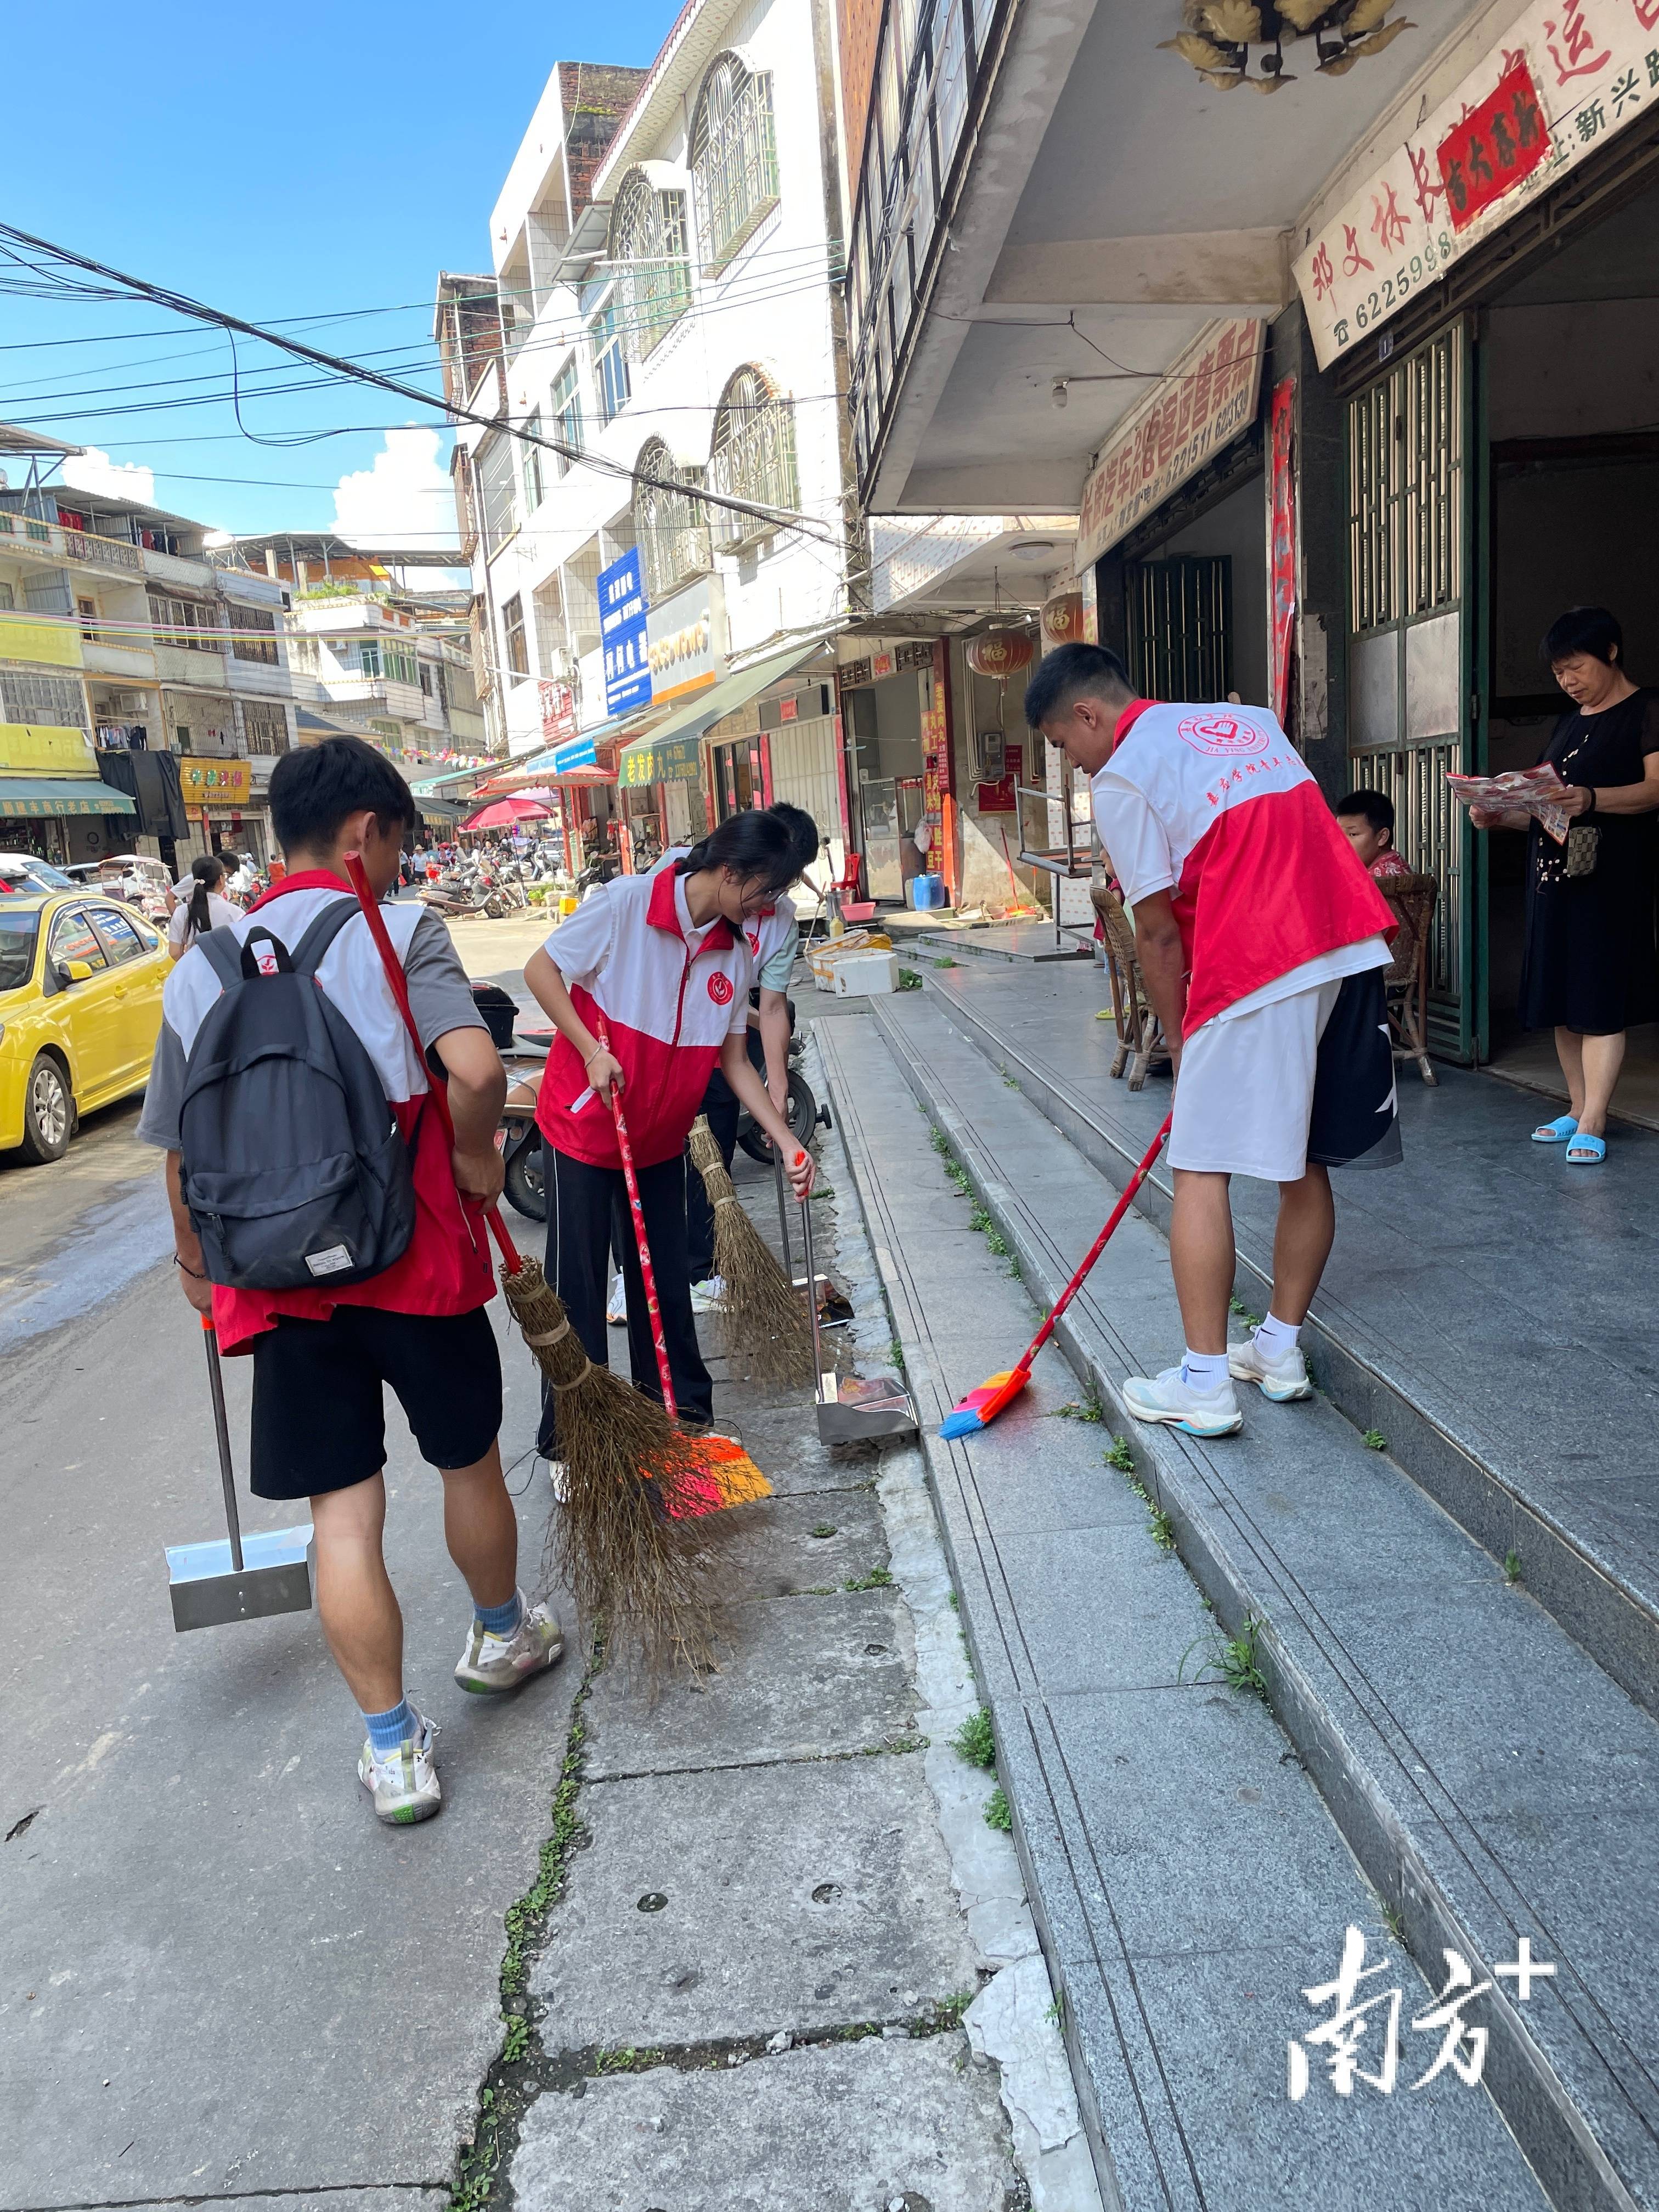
[498,1065,546,1221]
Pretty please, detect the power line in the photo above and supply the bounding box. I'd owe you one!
[0,224,837,545]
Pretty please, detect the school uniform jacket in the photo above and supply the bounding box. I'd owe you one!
[1091,699,1396,1037]
[534,867,754,1170]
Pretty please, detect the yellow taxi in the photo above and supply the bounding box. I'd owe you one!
[0,889,170,1164]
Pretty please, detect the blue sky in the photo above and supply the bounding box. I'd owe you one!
[0,4,672,542]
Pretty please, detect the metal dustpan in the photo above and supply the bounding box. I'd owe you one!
[166,1318,314,1633]
[795,1166,917,1444]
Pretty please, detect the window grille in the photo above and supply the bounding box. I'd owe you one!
[692,58,780,269]
[635,440,710,602]
[609,172,692,359]
[707,368,799,551]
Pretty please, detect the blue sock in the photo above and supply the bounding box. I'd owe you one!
[476,1589,524,1638]
[364,1697,412,1756]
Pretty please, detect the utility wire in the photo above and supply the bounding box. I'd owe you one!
[0,224,836,544]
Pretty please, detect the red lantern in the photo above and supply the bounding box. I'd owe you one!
[966,628,1035,680]
[1041,592,1084,647]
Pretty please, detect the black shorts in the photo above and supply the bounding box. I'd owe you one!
[250,1304,503,1499]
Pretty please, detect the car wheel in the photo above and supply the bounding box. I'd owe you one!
[18,1053,72,1164]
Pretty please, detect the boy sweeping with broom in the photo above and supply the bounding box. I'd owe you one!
[524,811,815,1463]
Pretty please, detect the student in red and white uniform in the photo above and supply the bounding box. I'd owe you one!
[523,810,815,1455]
[140,738,561,1830]
[1026,644,1399,1438]
[628,803,820,1316]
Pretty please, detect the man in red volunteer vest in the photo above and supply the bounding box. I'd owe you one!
[140,738,561,1827]
[1028,644,1400,1437]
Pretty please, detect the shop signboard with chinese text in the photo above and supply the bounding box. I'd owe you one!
[178,757,251,805]
[1267,379,1297,730]
[646,575,726,705]
[1294,0,1659,369]
[1075,320,1265,571]
[539,679,577,747]
[0,723,97,777]
[599,549,652,715]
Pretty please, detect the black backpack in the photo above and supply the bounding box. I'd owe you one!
[179,900,418,1290]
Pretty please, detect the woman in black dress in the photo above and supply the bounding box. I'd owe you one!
[1472,607,1659,1162]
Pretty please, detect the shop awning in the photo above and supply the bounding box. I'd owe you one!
[0,776,137,818]
[416,795,465,822]
[616,641,828,787]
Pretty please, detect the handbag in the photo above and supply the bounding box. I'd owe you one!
[1565,824,1600,878]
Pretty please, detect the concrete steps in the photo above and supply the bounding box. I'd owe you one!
[817,996,1659,2212]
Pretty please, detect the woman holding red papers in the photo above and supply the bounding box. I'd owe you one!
[1027,644,1398,1439]
[1469,607,1659,1165]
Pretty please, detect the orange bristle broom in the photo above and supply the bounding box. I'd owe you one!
[939,1116,1171,1438]
[597,1020,772,1512]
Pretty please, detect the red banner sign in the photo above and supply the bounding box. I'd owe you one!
[1436,57,1550,232]
[1267,377,1297,732]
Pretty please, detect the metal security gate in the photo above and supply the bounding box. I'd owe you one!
[1125,555,1232,703]
[1346,321,1472,1057]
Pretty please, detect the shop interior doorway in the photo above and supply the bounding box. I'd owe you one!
[1480,172,1659,1127]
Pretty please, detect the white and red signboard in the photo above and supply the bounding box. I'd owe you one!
[1075,318,1265,571]
[1295,0,1659,368]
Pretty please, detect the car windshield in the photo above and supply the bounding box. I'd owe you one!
[0,909,41,992]
[0,856,71,890]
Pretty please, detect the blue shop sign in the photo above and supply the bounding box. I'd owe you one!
[598,548,653,716]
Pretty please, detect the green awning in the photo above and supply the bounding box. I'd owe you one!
[616,640,827,787]
[618,733,704,788]
[416,795,465,821]
[0,776,138,819]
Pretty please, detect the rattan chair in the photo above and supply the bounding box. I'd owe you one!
[1379,871,1438,1086]
[1091,880,1170,1090]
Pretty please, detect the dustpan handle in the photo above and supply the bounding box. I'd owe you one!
[202,1317,244,1573]
[594,1015,678,1421]
[772,1147,793,1283]
[798,1159,825,1387]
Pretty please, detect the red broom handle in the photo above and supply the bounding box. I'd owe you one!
[1009,1114,1171,1378]
[345,855,522,1274]
[592,1015,678,1421]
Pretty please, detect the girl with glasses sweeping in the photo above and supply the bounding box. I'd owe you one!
[522,811,815,1471]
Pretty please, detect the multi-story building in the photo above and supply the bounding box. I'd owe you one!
[217,533,489,771]
[443,16,858,874]
[0,437,300,871]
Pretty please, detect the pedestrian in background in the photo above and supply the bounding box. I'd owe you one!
[1469,606,1659,1164]
[166,854,239,961]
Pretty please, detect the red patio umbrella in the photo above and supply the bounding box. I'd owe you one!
[462,796,552,831]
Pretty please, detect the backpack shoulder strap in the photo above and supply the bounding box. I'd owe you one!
[287,895,363,978]
[194,926,246,992]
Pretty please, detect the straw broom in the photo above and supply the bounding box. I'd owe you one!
[689,1114,815,1388]
[345,856,717,1672]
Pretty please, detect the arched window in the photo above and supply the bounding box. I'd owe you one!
[691,57,779,271]
[608,170,691,360]
[707,367,799,550]
[634,439,710,603]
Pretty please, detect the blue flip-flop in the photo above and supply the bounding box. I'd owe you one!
[1532,1114,1579,1143]
[1566,1132,1607,1164]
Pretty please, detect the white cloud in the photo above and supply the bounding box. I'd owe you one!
[332,426,458,550]
[61,447,155,505]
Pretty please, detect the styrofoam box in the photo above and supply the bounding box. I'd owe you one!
[832,949,900,997]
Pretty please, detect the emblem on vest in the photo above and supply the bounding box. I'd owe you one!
[1177,712,1268,758]
[708,972,735,1005]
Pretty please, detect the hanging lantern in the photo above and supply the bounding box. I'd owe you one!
[966,629,1035,680]
[1041,592,1085,648]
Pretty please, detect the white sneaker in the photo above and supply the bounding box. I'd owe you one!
[454,1592,565,1694]
[1228,1334,1313,1403]
[358,1708,441,1826]
[690,1274,727,1313]
[1121,1365,1243,1437]
[605,1275,627,1326]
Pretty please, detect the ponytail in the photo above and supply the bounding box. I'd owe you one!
[187,855,224,939]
